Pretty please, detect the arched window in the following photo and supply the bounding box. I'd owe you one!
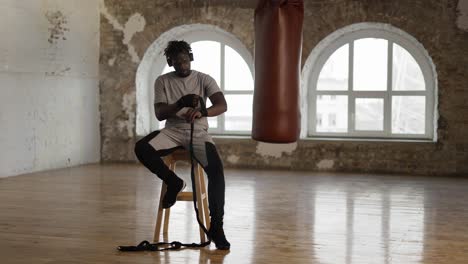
[136,24,253,136]
[303,23,437,140]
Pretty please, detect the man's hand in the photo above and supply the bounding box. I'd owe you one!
[184,108,203,123]
[176,94,200,108]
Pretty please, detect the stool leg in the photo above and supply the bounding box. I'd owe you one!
[154,183,167,242]
[163,207,171,235]
[163,159,176,235]
[193,164,205,242]
[199,165,211,232]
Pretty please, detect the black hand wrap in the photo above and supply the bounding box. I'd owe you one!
[176,94,199,108]
[198,97,208,117]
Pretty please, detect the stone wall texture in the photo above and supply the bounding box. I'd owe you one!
[100,0,468,176]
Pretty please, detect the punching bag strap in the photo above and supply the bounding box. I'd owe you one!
[198,97,208,117]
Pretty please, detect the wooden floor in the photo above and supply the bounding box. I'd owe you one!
[1,164,468,264]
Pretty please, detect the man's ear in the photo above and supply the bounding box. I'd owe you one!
[167,58,173,67]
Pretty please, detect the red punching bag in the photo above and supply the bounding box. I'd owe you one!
[252,0,303,143]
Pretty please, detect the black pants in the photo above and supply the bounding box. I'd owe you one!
[134,130,225,225]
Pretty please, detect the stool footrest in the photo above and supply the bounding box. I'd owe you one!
[177,192,195,201]
[177,192,207,201]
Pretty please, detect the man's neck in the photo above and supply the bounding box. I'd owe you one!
[175,70,192,78]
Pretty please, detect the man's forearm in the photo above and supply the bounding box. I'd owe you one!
[155,103,180,121]
[206,103,227,117]
[204,92,227,117]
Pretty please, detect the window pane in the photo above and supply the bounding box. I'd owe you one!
[225,45,253,91]
[208,117,217,128]
[162,65,171,74]
[317,44,348,91]
[225,94,252,131]
[316,95,348,132]
[355,98,384,131]
[393,44,425,91]
[159,67,171,129]
[392,96,425,134]
[191,41,221,85]
[158,120,165,129]
[354,38,388,91]
[206,100,217,128]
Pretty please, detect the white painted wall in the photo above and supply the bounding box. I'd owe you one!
[0,0,100,177]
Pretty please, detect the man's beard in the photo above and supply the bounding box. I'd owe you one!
[176,70,191,77]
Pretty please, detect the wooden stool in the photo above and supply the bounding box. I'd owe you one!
[153,149,210,243]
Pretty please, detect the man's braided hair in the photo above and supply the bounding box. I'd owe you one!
[164,40,192,59]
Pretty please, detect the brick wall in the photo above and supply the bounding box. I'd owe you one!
[100,0,468,176]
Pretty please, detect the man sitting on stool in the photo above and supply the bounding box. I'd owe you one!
[134,40,230,250]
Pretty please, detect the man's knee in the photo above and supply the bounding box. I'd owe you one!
[134,140,147,160]
[134,130,161,158]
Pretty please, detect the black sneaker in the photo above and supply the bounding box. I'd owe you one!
[162,178,186,209]
[208,224,230,250]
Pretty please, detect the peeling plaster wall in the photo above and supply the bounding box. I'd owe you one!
[0,0,100,177]
[458,0,468,31]
[100,0,468,176]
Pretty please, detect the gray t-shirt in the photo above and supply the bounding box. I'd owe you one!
[154,70,221,130]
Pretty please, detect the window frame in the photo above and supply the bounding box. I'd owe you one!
[306,25,437,141]
[204,42,254,135]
